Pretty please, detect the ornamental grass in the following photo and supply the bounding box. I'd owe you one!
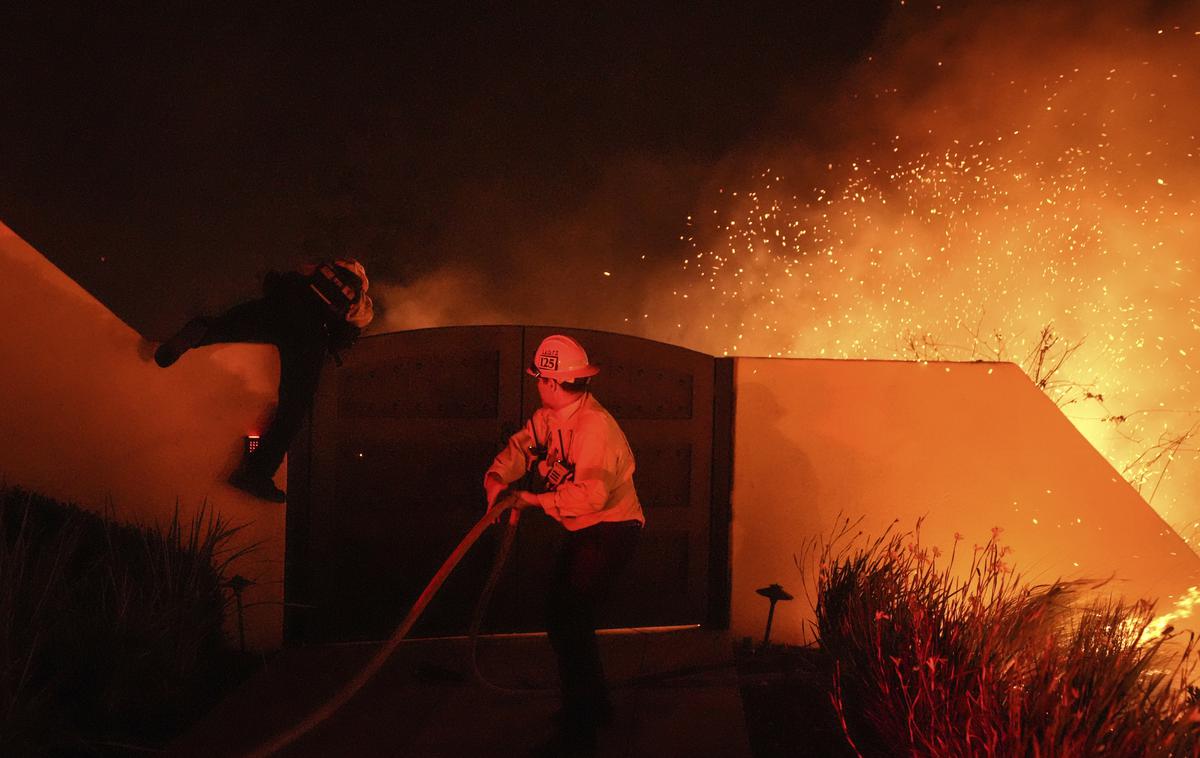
[812,518,1200,757]
[0,485,255,755]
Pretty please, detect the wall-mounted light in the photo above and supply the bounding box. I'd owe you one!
[244,435,261,458]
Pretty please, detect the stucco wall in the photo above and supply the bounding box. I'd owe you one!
[729,357,1200,645]
[0,222,286,649]
[10,225,1196,653]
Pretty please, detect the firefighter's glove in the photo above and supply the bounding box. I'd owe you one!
[511,491,542,511]
[484,473,507,509]
[327,322,361,353]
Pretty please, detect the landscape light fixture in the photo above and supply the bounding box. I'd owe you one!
[225,574,255,652]
[755,583,793,648]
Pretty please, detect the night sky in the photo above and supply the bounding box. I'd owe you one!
[1,2,888,338]
[10,2,1199,532]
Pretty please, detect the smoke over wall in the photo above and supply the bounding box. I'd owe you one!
[373,153,716,334]
[374,1,1200,537]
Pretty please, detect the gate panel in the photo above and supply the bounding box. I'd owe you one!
[287,326,524,642]
[286,326,716,642]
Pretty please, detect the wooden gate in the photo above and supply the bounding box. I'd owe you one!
[285,326,728,642]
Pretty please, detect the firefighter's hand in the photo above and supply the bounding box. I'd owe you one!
[484,472,507,509]
[485,496,511,525]
[512,491,542,511]
[327,322,360,352]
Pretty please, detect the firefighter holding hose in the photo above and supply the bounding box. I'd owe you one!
[484,334,644,755]
[154,258,374,502]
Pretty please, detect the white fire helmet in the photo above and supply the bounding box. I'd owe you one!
[527,334,600,381]
[334,258,369,293]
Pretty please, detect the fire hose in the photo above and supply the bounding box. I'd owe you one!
[241,495,737,757]
[468,502,537,693]
[241,498,521,758]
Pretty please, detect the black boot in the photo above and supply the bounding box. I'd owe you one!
[229,466,286,503]
[155,318,209,367]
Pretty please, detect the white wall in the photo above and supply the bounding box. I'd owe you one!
[729,357,1200,645]
[0,222,286,649]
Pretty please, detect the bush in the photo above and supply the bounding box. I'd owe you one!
[0,486,254,755]
[812,518,1200,757]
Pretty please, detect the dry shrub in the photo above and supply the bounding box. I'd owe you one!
[812,518,1200,757]
[0,485,255,754]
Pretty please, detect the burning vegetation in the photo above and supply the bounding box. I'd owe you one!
[643,1,1200,544]
[811,518,1200,757]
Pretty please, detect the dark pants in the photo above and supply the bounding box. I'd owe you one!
[546,520,641,732]
[196,284,328,478]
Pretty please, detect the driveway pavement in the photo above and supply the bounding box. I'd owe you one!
[170,628,751,758]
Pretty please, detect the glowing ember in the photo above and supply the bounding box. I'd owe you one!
[635,6,1200,546]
